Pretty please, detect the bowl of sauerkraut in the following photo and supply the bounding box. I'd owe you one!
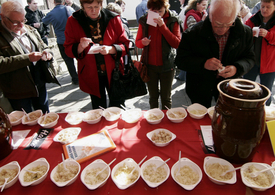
[19,158,49,187]
[171,158,202,190]
[240,162,275,191]
[166,107,187,123]
[111,158,141,190]
[81,159,111,190]
[0,161,20,190]
[203,156,237,185]
[187,103,207,119]
[50,158,80,187]
[140,156,170,188]
[38,112,59,128]
[8,111,24,126]
[144,108,164,124]
[22,110,43,126]
[146,128,176,147]
[103,107,122,122]
[83,109,103,124]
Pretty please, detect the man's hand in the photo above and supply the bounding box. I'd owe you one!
[33,23,41,28]
[204,57,223,71]
[218,65,237,78]
[28,52,42,62]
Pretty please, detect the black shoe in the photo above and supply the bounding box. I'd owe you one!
[72,80,79,85]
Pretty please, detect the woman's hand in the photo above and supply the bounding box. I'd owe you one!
[141,37,151,46]
[153,16,164,27]
[98,46,116,55]
[78,37,93,53]
[202,11,208,21]
[259,28,268,38]
[41,51,53,61]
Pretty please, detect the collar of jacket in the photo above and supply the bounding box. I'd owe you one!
[250,10,275,30]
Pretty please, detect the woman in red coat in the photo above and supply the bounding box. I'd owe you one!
[64,0,129,109]
[244,0,275,105]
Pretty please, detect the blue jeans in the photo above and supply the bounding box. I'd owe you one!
[8,85,49,114]
[243,65,275,105]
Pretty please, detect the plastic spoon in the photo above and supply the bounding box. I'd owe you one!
[250,166,275,178]
[22,108,31,121]
[41,111,48,124]
[120,104,127,111]
[176,151,181,176]
[25,169,39,174]
[128,155,147,179]
[154,158,170,172]
[165,106,178,118]
[95,158,116,177]
[220,167,241,176]
[1,177,9,192]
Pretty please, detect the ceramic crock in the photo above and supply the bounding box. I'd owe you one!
[212,79,271,164]
[0,107,13,160]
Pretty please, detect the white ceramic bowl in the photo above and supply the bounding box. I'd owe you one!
[171,158,202,190]
[0,161,21,190]
[146,128,176,147]
[240,162,275,191]
[8,111,24,126]
[207,106,215,119]
[81,159,111,190]
[19,158,49,187]
[187,103,207,119]
[53,127,81,145]
[103,107,122,122]
[203,156,237,185]
[144,108,164,124]
[22,110,43,126]
[65,112,84,125]
[111,158,141,190]
[265,106,275,121]
[83,109,103,124]
[38,112,59,128]
[140,156,170,188]
[166,107,187,123]
[50,158,81,187]
[121,108,142,123]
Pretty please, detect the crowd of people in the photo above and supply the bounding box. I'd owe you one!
[0,0,274,114]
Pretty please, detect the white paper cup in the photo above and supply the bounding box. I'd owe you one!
[253,27,260,37]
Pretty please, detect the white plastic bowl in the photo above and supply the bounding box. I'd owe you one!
[81,159,111,190]
[83,109,103,124]
[144,108,164,124]
[121,108,142,123]
[38,112,59,128]
[111,158,141,190]
[103,107,122,122]
[53,127,81,145]
[240,162,275,191]
[140,156,170,188]
[50,158,81,187]
[8,111,24,126]
[65,112,84,125]
[21,110,43,126]
[207,106,215,119]
[166,107,187,123]
[171,158,202,190]
[203,156,237,185]
[146,128,176,147]
[187,103,207,119]
[19,158,49,187]
[0,161,21,190]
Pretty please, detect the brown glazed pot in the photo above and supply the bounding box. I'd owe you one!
[0,107,13,160]
[212,79,271,164]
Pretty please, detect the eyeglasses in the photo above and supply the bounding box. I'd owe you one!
[213,21,235,28]
[5,16,27,26]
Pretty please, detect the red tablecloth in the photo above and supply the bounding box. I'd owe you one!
[0,112,274,195]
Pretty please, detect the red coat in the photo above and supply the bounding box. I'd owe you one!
[245,15,275,74]
[64,9,129,97]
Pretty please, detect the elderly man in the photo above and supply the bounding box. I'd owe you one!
[0,1,58,113]
[175,0,255,108]
[64,0,81,12]
[136,0,148,24]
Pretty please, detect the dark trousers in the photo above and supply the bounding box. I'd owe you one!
[58,44,78,83]
[8,85,49,114]
[146,66,175,109]
[90,75,125,109]
[244,65,275,105]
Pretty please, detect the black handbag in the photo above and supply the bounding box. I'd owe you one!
[109,48,147,101]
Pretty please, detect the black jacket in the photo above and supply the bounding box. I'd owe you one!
[175,17,255,107]
[25,6,50,38]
